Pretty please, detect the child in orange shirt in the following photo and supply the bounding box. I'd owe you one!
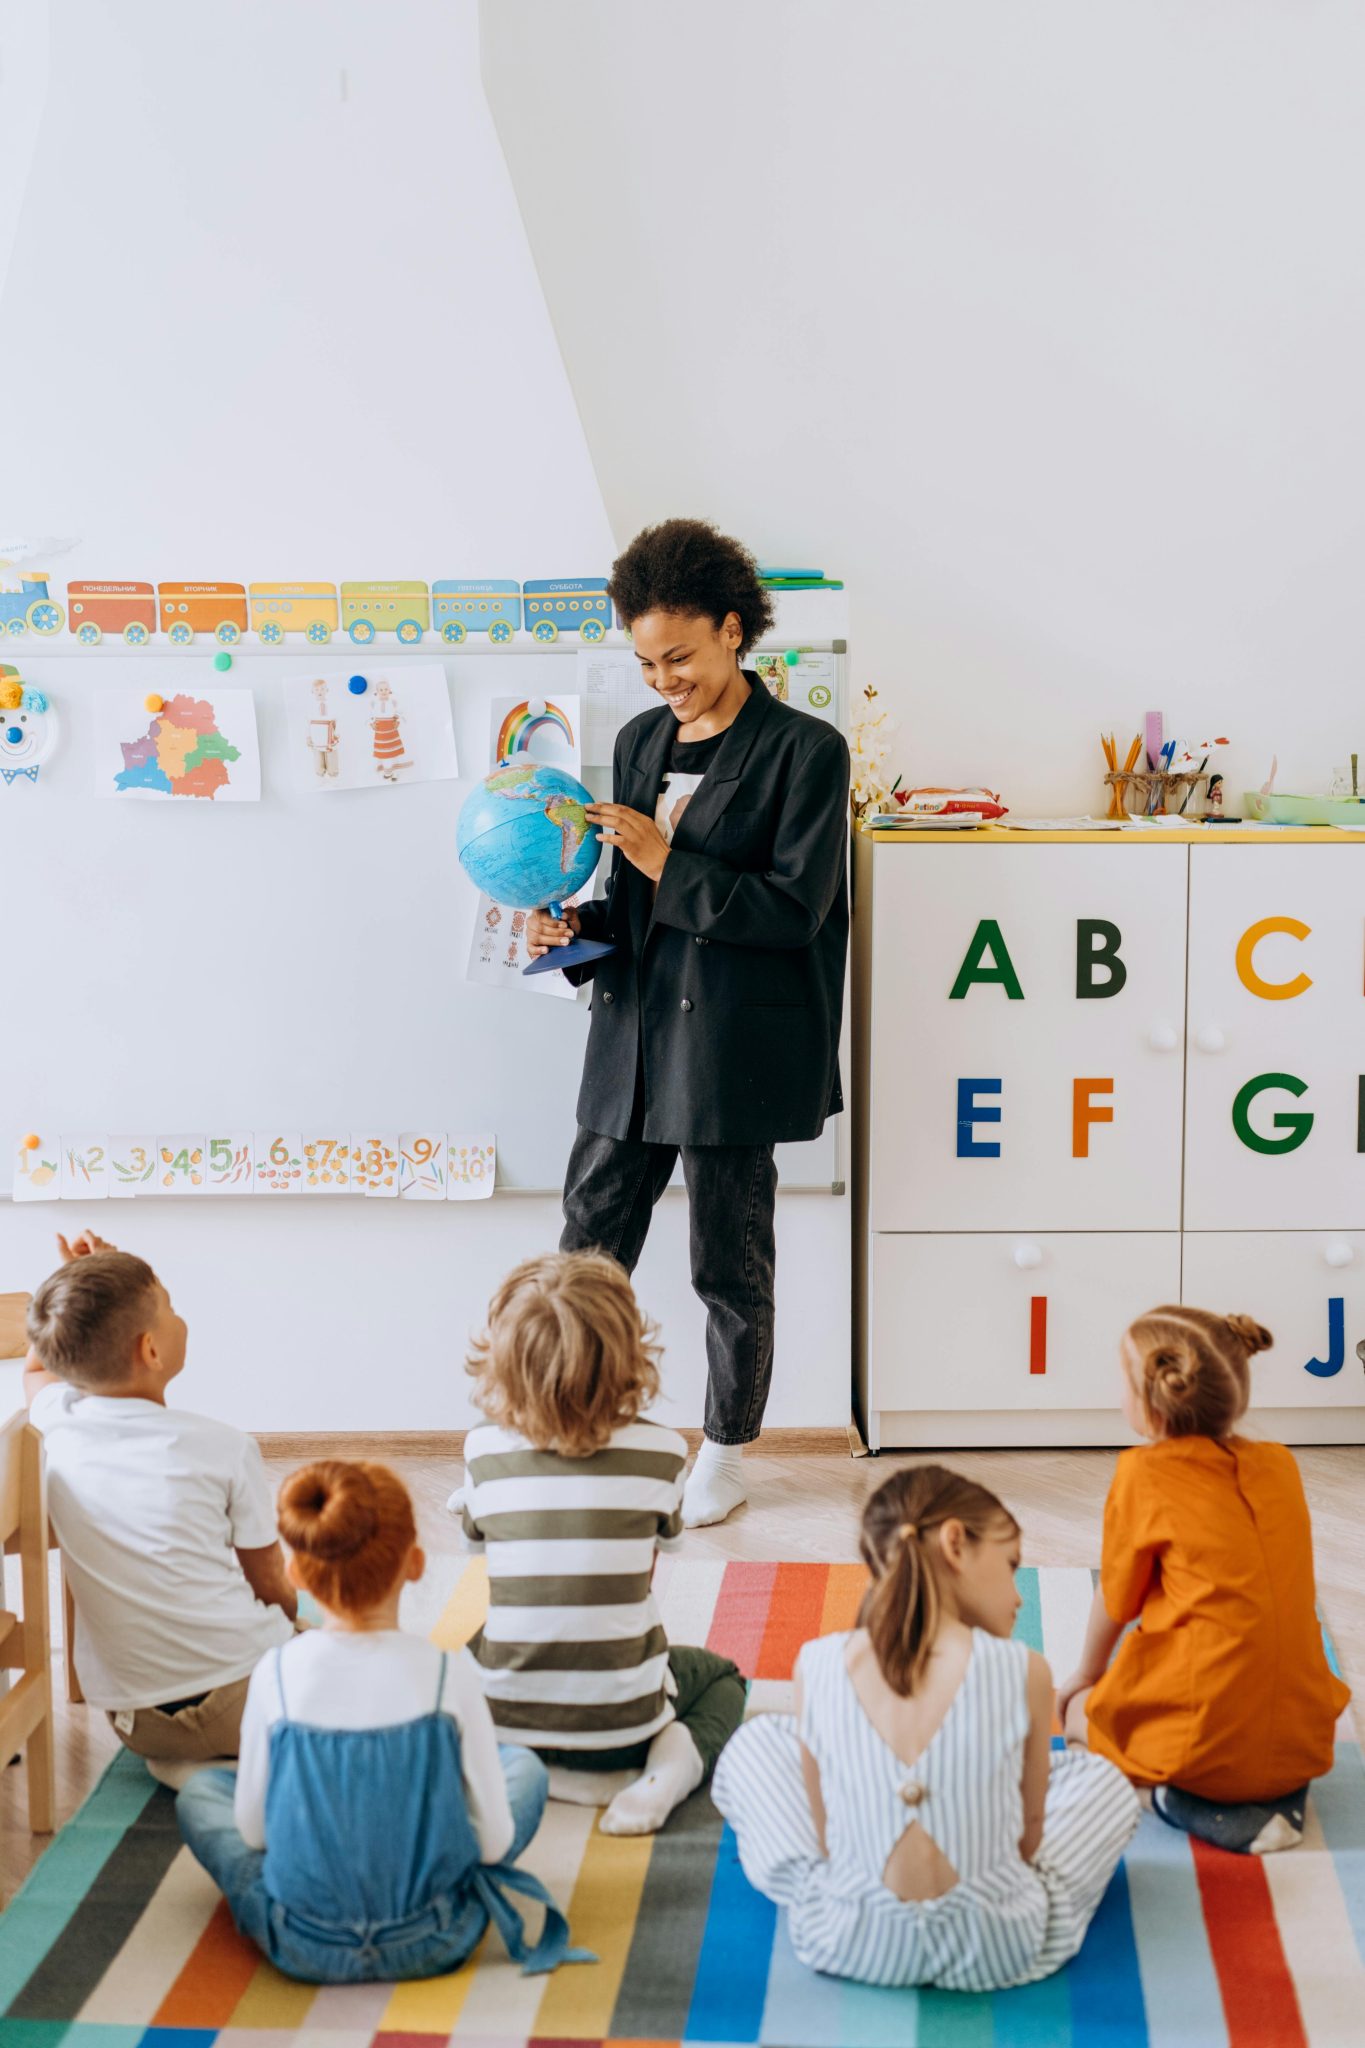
[1056,1305,1349,1854]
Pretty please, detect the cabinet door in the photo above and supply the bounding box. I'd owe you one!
[1185,847,1365,1230]
[870,844,1187,1230]
[871,1231,1182,1411]
[1181,1232,1365,1410]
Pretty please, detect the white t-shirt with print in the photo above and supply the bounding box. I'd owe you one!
[30,1385,293,1710]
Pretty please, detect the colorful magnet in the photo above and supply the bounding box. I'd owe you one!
[213,650,232,671]
[348,675,368,695]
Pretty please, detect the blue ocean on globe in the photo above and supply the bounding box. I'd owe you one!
[457,762,603,909]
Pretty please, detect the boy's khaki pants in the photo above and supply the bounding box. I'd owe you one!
[107,1676,251,1761]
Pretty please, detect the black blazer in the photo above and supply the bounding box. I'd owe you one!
[567,677,850,1146]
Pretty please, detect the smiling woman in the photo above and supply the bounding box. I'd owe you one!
[525,519,851,1528]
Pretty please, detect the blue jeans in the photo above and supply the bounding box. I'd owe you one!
[177,1744,549,1983]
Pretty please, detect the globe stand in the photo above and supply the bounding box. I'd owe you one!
[523,897,615,977]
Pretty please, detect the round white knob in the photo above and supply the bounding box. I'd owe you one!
[1324,1241,1356,1269]
[1013,1243,1043,1270]
[1147,1021,1180,1053]
[1194,1025,1227,1054]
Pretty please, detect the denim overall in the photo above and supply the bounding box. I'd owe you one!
[178,1648,589,1984]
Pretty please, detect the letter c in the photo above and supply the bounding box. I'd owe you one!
[1236,917,1312,1001]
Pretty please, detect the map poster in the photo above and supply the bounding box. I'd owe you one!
[95,689,261,802]
[281,665,457,793]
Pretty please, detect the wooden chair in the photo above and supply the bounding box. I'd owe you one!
[0,1410,55,1837]
[0,1293,81,1705]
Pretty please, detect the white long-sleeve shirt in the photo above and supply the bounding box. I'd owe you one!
[233,1630,514,1863]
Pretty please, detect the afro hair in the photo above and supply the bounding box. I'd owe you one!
[605,518,775,658]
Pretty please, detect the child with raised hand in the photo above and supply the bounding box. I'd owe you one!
[712,1465,1138,1991]
[1056,1306,1350,1855]
[461,1251,746,1835]
[24,1230,295,1766]
[177,1460,588,1982]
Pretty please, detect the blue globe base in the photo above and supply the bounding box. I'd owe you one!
[524,937,616,978]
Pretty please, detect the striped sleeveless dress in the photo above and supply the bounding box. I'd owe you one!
[712,1628,1138,1991]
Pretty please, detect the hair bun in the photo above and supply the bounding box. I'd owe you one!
[1225,1313,1273,1356]
[278,1464,379,1560]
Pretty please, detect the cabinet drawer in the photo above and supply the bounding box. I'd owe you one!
[1180,1233,1365,1410]
[870,1231,1181,1411]
[869,844,1186,1233]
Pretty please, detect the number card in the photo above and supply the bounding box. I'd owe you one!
[205,1132,254,1194]
[355,1134,400,1197]
[399,1132,446,1200]
[254,1132,303,1194]
[61,1136,109,1201]
[447,1135,496,1201]
[109,1137,157,1196]
[302,1135,355,1193]
[156,1136,206,1194]
[13,1136,60,1201]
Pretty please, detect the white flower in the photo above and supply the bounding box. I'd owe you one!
[847,686,900,817]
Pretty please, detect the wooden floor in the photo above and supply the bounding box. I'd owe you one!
[3,1443,1363,1896]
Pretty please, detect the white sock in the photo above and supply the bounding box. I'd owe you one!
[682,1439,747,1528]
[547,1764,637,1807]
[444,1482,464,1517]
[599,1722,704,1836]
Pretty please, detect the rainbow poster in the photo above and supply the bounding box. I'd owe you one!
[488,692,580,773]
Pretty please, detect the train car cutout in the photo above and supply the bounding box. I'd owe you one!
[0,574,63,639]
[522,577,612,644]
[157,582,249,647]
[68,581,156,646]
[339,580,430,645]
[431,579,521,645]
[248,582,339,645]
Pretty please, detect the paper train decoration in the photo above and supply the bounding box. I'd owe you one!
[0,572,623,648]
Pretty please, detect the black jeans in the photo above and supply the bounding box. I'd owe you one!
[559,1125,778,1446]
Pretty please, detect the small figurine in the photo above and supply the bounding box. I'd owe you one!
[370,679,411,782]
[307,677,340,779]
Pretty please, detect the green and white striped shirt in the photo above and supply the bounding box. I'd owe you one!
[461,1418,688,1751]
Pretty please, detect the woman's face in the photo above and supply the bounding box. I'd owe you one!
[630,608,744,727]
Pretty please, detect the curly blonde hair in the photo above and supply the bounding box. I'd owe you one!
[1124,1305,1271,1439]
[466,1251,663,1457]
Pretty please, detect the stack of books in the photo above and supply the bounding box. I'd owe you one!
[757,565,845,590]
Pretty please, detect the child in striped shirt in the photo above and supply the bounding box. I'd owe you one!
[460,1251,746,1835]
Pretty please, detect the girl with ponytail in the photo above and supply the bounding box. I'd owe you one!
[712,1465,1138,1991]
[176,1460,589,1983]
[1057,1306,1350,1854]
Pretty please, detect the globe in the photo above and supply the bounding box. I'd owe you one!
[457,761,603,910]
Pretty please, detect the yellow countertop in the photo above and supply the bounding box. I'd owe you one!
[861,824,1365,845]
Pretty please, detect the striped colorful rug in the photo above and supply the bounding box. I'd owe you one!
[1,1560,1362,2046]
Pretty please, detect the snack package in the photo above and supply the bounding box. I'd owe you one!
[896,786,1009,819]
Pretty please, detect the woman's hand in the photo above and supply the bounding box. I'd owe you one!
[526,905,581,959]
[587,803,671,883]
[1054,1667,1099,1732]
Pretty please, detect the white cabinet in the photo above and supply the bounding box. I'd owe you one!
[869,844,1187,1231]
[1181,1233,1365,1410]
[1185,847,1365,1231]
[854,832,1365,1450]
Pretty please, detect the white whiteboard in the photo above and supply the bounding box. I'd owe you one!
[1,646,842,1194]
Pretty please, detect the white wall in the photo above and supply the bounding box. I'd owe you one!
[0,0,851,1434]
[483,0,1365,815]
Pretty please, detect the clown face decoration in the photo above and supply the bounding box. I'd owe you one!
[0,669,58,785]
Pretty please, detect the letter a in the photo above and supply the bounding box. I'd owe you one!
[949,921,1024,1000]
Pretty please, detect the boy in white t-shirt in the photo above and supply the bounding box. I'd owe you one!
[24,1230,295,1761]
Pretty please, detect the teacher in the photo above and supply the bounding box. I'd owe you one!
[527,520,850,1527]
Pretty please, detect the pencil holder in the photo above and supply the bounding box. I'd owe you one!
[1104,769,1211,818]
